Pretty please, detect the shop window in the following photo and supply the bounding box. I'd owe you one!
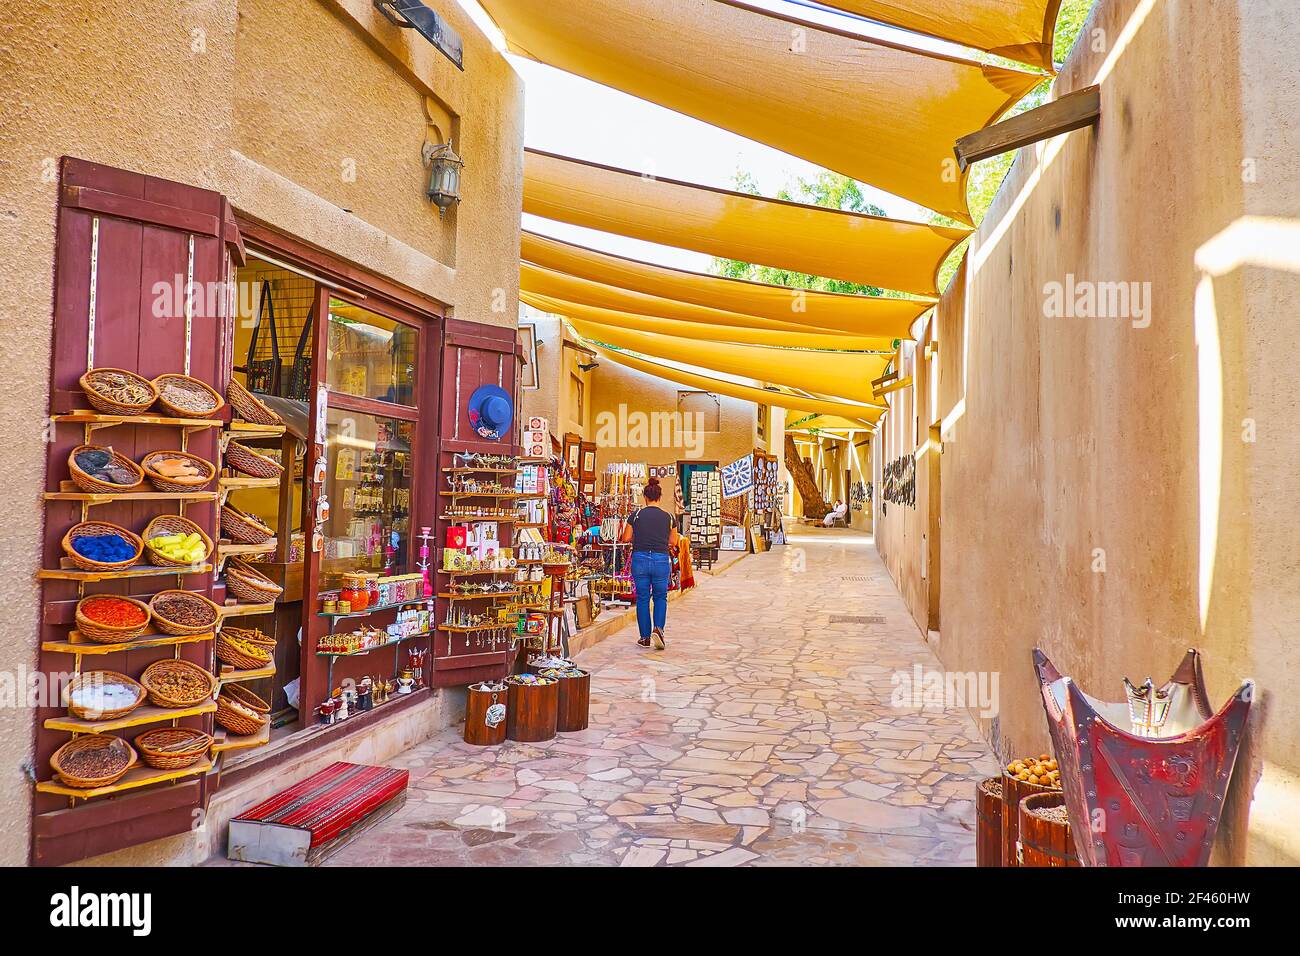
[677,390,721,432]
[321,408,414,589]
[326,298,418,406]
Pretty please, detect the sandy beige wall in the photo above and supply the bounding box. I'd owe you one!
[0,0,521,866]
[874,0,1299,863]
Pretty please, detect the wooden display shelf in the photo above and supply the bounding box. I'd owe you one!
[442,467,520,475]
[438,624,516,633]
[219,476,280,491]
[217,539,277,558]
[440,514,518,522]
[44,480,218,504]
[439,491,520,499]
[439,568,517,576]
[514,494,548,500]
[211,723,270,754]
[38,562,212,582]
[44,700,217,734]
[54,411,223,431]
[226,421,287,439]
[220,601,277,618]
[438,591,524,600]
[42,630,214,655]
[218,664,275,684]
[36,757,213,800]
[317,597,427,620]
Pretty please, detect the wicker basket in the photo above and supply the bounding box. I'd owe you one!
[75,594,151,644]
[216,630,274,670]
[79,367,158,416]
[148,589,220,636]
[140,450,216,493]
[62,521,143,572]
[221,504,274,545]
[65,670,146,721]
[224,559,284,603]
[50,735,137,789]
[142,514,214,568]
[224,441,284,480]
[134,727,212,770]
[152,373,225,418]
[139,658,216,709]
[226,379,284,426]
[67,444,145,494]
[215,684,270,736]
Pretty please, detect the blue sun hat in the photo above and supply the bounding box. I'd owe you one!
[467,384,514,441]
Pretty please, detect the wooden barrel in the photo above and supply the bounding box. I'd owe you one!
[463,683,508,746]
[505,678,558,742]
[976,777,1003,867]
[553,670,591,732]
[1018,792,1080,867]
[1001,773,1056,867]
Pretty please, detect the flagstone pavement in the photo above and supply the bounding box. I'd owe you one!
[327,528,999,867]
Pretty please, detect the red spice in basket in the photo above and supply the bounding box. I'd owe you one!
[81,597,147,628]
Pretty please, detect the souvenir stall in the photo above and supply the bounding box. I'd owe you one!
[26,160,525,865]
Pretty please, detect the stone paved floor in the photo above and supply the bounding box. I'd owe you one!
[326,528,999,866]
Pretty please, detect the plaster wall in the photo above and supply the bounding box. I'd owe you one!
[0,0,522,865]
[873,0,1300,863]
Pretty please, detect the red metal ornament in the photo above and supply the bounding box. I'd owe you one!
[1033,648,1252,867]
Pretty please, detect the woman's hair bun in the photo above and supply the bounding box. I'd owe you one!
[647,476,660,486]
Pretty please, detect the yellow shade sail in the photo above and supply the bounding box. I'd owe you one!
[568,317,890,406]
[481,0,1042,223]
[522,291,892,351]
[788,414,876,431]
[522,233,932,338]
[816,1,1062,72]
[580,341,886,422]
[524,149,969,297]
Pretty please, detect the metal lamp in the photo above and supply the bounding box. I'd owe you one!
[425,141,463,216]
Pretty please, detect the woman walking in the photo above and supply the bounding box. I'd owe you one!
[620,477,678,649]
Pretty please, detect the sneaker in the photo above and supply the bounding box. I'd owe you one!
[651,628,666,650]
[637,637,651,647]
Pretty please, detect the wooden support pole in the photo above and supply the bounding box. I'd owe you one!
[954,85,1101,171]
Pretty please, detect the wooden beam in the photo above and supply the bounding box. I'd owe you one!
[955,85,1100,171]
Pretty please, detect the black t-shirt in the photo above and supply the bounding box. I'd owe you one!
[629,507,673,554]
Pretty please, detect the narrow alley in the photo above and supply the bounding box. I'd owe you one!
[328,530,998,867]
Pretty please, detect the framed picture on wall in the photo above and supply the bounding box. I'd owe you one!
[563,432,581,473]
[580,441,597,480]
[517,323,539,390]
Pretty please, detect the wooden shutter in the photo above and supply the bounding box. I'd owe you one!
[33,158,243,866]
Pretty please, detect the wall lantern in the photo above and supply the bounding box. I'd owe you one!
[424,141,463,217]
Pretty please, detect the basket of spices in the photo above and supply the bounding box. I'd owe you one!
[149,589,220,636]
[224,441,284,480]
[143,515,213,568]
[225,559,283,603]
[221,503,274,545]
[216,627,274,670]
[62,520,143,571]
[50,735,137,790]
[226,379,284,426]
[140,658,215,709]
[152,373,224,418]
[140,450,216,493]
[68,445,144,494]
[75,594,151,644]
[65,670,146,721]
[80,367,158,416]
[134,727,212,771]
[215,684,270,736]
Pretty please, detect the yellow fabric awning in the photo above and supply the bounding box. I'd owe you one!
[568,317,889,406]
[481,0,1042,223]
[522,291,892,351]
[816,1,1062,72]
[524,149,969,297]
[522,233,932,338]
[580,341,886,422]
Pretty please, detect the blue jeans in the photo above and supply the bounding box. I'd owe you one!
[631,550,671,639]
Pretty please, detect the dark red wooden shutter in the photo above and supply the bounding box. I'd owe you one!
[431,318,523,686]
[33,159,243,865]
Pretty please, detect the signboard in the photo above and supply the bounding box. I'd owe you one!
[720,454,754,498]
